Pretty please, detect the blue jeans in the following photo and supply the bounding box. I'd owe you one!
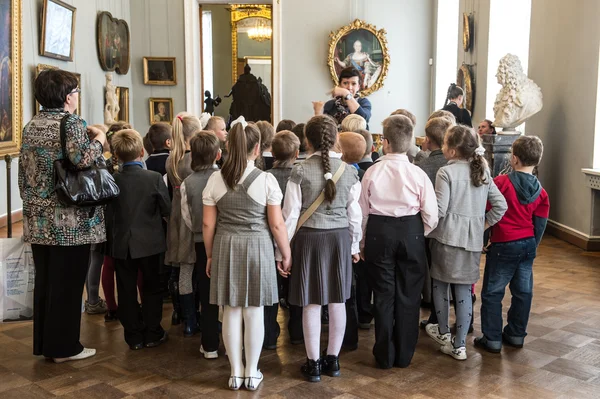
[480,238,537,349]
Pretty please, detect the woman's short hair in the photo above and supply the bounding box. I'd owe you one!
[382,115,414,153]
[34,69,79,109]
[341,114,367,133]
[111,129,143,163]
[339,67,361,81]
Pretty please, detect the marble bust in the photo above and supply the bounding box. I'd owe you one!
[493,54,543,130]
[104,73,120,125]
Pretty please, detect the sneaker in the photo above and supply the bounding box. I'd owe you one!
[200,345,218,359]
[54,348,96,363]
[425,323,451,346]
[85,299,108,315]
[441,341,467,360]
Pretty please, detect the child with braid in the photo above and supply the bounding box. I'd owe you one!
[278,115,362,382]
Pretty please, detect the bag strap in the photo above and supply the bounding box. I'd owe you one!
[295,161,346,233]
[59,114,71,167]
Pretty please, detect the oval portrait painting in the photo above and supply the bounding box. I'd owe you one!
[328,19,390,97]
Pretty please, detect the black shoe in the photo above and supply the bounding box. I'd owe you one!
[104,310,118,322]
[180,294,199,337]
[474,336,501,353]
[301,358,321,382]
[145,331,169,348]
[169,280,182,326]
[129,342,144,351]
[321,355,341,377]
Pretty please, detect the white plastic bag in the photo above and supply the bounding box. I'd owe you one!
[0,238,35,322]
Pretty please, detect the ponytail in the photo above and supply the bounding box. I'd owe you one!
[222,123,261,188]
[469,154,488,187]
[168,112,201,184]
[305,115,338,202]
[444,83,464,108]
[445,125,488,187]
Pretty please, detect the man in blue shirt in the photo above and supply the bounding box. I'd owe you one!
[323,67,372,128]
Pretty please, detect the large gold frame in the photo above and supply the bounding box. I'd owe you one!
[462,13,472,52]
[230,4,272,84]
[328,19,390,97]
[0,0,22,157]
[143,57,177,85]
[457,64,475,114]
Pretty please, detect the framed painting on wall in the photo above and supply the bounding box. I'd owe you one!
[35,64,81,116]
[115,87,129,122]
[97,11,130,74]
[328,19,390,97]
[149,98,173,124]
[0,0,22,157]
[143,57,176,85]
[40,0,76,61]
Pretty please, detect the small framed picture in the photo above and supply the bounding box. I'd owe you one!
[115,87,129,122]
[40,0,76,61]
[35,64,81,116]
[143,57,177,85]
[149,98,173,124]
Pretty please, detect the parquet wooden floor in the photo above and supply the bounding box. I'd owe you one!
[0,234,599,398]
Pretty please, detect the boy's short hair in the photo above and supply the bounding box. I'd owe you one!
[147,122,173,151]
[291,123,307,152]
[390,109,417,126]
[276,119,296,132]
[356,129,373,158]
[339,132,367,164]
[428,109,456,123]
[205,116,225,132]
[425,117,454,148]
[272,130,300,167]
[382,115,414,153]
[190,130,221,171]
[341,114,367,133]
[512,135,544,166]
[112,129,143,163]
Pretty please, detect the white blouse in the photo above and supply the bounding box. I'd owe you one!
[202,160,283,206]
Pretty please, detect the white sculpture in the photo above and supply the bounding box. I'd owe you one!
[104,73,120,125]
[493,54,543,131]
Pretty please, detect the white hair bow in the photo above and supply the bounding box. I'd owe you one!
[475,146,485,156]
[230,116,248,130]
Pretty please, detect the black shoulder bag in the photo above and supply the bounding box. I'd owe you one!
[53,114,120,206]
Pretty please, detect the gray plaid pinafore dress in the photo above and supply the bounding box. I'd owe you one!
[209,168,278,307]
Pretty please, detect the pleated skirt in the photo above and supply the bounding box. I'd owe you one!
[288,227,352,306]
[429,239,481,285]
[209,232,278,307]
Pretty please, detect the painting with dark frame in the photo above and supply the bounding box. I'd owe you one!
[143,57,176,85]
[97,11,130,74]
[0,0,22,157]
[40,0,76,61]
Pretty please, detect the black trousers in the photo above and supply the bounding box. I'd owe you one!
[343,270,358,348]
[31,244,91,358]
[115,254,165,346]
[365,215,428,369]
[195,243,219,351]
[264,303,281,346]
[355,259,373,324]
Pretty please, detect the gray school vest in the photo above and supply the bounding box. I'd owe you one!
[184,168,217,242]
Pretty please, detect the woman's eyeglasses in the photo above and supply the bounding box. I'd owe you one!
[69,87,81,94]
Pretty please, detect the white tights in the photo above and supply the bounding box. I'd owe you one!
[222,305,264,378]
[303,303,346,360]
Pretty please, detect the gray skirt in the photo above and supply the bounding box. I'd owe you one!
[209,232,278,307]
[288,227,352,306]
[430,239,481,285]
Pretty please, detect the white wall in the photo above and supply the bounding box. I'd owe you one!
[527,0,600,236]
[129,0,186,136]
[282,0,434,134]
[2,0,132,219]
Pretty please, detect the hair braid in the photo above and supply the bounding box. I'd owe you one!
[320,122,337,202]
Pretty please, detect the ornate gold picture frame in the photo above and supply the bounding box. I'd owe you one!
[149,98,173,125]
[97,11,130,75]
[229,4,272,84]
[143,57,177,85]
[40,0,76,62]
[457,64,475,114]
[328,19,390,97]
[35,64,81,117]
[0,0,22,157]
[462,13,472,52]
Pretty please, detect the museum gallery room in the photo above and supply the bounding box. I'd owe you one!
[1,0,600,397]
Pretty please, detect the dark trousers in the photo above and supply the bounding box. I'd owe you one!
[343,271,358,348]
[288,305,303,341]
[115,254,165,346]
[264,303,281,346]
[355,259,373,324]
[195,243,219,351]
[365,215,427,369]
[31,244,91,358]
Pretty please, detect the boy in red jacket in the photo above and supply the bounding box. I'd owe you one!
[475,136,550,353]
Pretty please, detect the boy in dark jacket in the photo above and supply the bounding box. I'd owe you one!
[109,129,171,350]
[475,136,550,353]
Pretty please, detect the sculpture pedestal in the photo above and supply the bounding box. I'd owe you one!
[482,133,520,177]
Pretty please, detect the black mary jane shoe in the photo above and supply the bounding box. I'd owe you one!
[321,354,341,377]
[145,331,169,348]
[129,342,144,351]
[301,358,321,382]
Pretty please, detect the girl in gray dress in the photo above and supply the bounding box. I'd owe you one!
[203,122,291,391]
[426,126,507,360]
